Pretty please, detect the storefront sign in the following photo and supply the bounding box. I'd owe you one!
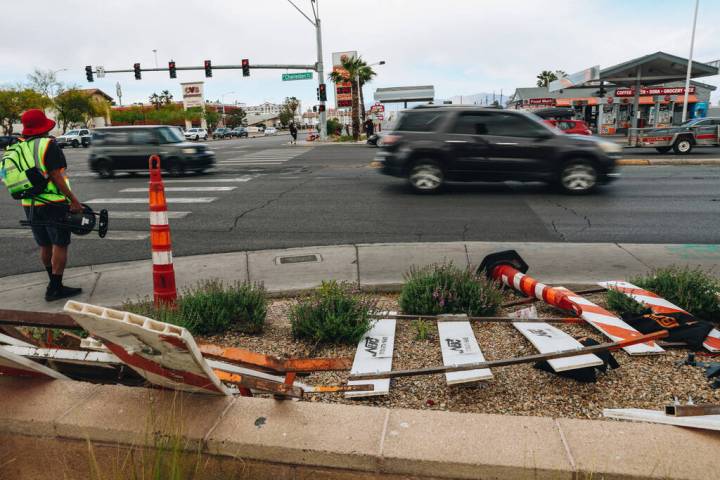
[332,51,357,109]
[181,82,204,109]
[614,86,695,97]
[528,98,555,105]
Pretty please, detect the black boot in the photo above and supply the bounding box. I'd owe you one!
[45,274,82,302]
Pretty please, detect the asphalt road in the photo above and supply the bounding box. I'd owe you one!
[1,134,718,277]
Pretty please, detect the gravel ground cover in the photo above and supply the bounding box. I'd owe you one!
[203,292,720,419]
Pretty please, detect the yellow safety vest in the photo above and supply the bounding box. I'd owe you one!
[1,137,71,207]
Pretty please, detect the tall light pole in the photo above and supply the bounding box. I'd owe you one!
[49,68,67,98]
[286,0,326,140]
[681,0,700,123]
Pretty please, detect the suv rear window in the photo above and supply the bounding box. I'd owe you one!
[396,111,445,132]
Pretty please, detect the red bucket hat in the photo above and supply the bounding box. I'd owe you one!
[21,109,56,136]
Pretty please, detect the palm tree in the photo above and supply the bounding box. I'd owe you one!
[536,70,558,88]
[161,90,173,105]
[357,61,378,122]
[329,55,365,140]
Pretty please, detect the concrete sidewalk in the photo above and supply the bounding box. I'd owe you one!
[2,241,719,313]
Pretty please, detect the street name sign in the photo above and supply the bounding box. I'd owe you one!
[282,72,313,81]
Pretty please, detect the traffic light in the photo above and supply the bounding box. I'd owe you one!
[169,60,177,79]
[312,105,317,113]
[318,104,326,113]
[204,60,212,78]
[85,65,94,82]
[241,59,250,77]
[318,83,327,102]
[316,87,320,100]
[133,63,141,80]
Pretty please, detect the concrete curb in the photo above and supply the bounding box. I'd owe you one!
[2,241,720,312]
[618,158,720,165]
[1,378,718,480]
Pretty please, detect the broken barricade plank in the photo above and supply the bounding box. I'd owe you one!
[513,322,603,372]
[64,300,232,396]
[600,280,720,352]
[665,404,720,417]
[603,408,720,432]
[437,321,492,385]
[199,343,352,373]
[0,345,69,379]
[351,330,667,381]
[346,319,396,398]
[0,309,78,329]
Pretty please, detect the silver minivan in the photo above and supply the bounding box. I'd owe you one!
[89,126,215,178]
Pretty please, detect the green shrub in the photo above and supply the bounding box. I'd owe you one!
[290,281,377,345]
[632,266,720,322]
[326,118,342,136]
[606,289,651,317]
[413,319,432,341]
[399,263,503,316]
[124,280,267,336]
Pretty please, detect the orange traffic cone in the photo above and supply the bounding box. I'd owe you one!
[148,155,177,306]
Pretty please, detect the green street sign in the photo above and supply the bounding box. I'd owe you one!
[282,72,313,81]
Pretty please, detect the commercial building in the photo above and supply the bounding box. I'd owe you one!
[508,52,718,135]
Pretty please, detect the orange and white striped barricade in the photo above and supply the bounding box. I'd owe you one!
[148,155,177,306]
[478,250,664,355]
[600,281,720,352]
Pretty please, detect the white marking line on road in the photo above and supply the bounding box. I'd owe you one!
[86,197,217,204]
[110,211,191,219]
[120,186,236,192]
[163,176,253,183]
[219,161,284,165]
[0,229,149,241]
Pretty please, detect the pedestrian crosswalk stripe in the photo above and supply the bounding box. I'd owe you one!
[219,161,283,165]
[110,211,191,219]
[0,229,149,241]
[120,186,237,192]
[162,176,254,183]
[86,197,217,204]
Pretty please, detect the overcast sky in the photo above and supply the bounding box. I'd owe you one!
[2,0,718,110]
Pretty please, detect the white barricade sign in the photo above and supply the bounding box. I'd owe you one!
[512,322,603,372]
[346,319,396,398]
[438,321,493,385]
[64,301,232,396]
[604,408,720,432]
[0,346,69,379]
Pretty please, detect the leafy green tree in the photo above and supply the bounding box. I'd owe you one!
[203,107,220,131]
[278,96,300,127]
[54,88,101,132]
[0,87,51,134]
[329,55,366,140]
[225,108,247,128]
[27,68,62,98]
[536,70,567,87]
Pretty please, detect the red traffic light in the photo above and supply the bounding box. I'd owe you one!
[241,58,250,77]
[169,61,177,79]
[133,63,141,80]
[204,60,212,77]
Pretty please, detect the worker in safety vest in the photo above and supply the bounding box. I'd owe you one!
[1,109,84,301]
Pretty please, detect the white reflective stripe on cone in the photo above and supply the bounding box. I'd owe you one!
[152,251,173,265]
[150,211,169,226]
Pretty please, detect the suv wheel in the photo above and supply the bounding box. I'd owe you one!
[167,159,185,177]
[408,160,444,193]
[96,159,115,179]
[672,137,693,154]
[558,160,598,195]
[71,139,79,148]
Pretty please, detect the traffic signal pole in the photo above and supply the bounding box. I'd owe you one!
[315,12,327,140]
[96,63,316,75]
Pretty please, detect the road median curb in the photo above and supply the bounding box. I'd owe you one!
[619,158,720,166]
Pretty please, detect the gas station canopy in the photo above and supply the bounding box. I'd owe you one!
[599,51,718,87]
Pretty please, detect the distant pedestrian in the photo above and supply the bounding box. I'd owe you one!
[289,122,298,145]
[344,124,350,136]
[364,118,374,138]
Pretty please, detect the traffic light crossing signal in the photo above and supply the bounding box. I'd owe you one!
[318,104,326,113]
[169,61,177,79]
[85,66,93,82]
[319,83,327,102]
[242,59,250,77]
[134,63,141,80]
[204,60,212,77]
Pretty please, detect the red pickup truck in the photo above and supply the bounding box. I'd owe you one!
[543,119,593,136]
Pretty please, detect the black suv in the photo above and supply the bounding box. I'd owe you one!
[376,106,621,194]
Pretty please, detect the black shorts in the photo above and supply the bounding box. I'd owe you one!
[23,204,72,247]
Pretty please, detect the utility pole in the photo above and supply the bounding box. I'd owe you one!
[682,0,700,123]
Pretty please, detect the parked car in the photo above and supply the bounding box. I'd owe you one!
[231,127,248,138]
[544,119,593,136]
[57,128,91,148]
[184,127,208,141]
[628,117,720,154]
[375,106,621,194]
[89,125,215,178]
[264,127,278,136]
[0,135,19,149]
[212,127,233,139]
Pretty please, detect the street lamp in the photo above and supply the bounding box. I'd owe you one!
[357,60,385,122]
[681,0,700,123]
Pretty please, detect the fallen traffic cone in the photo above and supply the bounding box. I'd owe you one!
[148,155,177,306]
